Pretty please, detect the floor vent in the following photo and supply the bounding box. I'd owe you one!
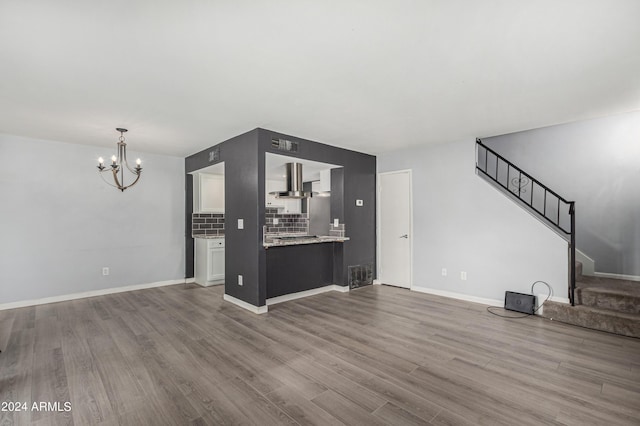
[272,138,299,152]
[349,264,373,289]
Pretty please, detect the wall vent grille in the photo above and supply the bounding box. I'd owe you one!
[208,146,220,163]
[272,138,299,152]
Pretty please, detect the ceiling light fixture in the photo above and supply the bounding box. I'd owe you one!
[97,128,142,192]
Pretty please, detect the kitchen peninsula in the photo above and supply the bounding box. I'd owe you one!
[264,234,350,299]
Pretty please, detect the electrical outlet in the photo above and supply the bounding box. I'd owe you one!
[333,218,339,227]
[441,268,447,276]
[237,219,244,229]
[461,271,467,281]
[102,267,109,276]
[238,275,243,286]
[273,218,279,225]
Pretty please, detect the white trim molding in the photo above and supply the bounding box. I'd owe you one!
[0,279,187,311]
[223,294,268,314]
[267,285,349,306]
[593,272,640,282]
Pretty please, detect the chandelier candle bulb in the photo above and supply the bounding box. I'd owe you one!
[98,157,104,165]
[111,155,117,164]
[136,158,141,165]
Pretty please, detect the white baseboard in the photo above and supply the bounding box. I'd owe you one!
[410,286,502,307]
[0,279,188,311]
[593,272,640,282]
[267,285,349,306]
[332,285,350,293]
[373,279,382,285]
[223,294,268,314]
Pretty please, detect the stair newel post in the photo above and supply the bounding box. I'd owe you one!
[569,202,576,306]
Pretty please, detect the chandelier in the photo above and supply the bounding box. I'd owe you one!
[97,128,142,192]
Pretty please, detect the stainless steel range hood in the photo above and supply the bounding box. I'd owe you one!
[270,162,312,199]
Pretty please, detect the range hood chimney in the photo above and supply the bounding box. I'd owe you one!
[271,163,312,199]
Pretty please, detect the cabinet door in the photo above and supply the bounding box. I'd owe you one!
[283,198,301,214]
[200,174,224,213]
[208,247,225,281]
[265,179,285,208]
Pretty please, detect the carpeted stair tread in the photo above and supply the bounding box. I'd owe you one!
[541,301,640,338]
[576,275,640,289]
[576,286,640,314]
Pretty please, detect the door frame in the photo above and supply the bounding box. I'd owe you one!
[376,169,413,290]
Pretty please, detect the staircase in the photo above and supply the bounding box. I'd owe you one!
[541,262,640,338]
[475,138,640,338]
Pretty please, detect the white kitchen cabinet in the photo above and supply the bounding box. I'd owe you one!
[194,173,224,213]
[319,169,331,192]
[265,179,301,213]
[283,198,301,214]
[265,179,285,209]
[195,238,225,286]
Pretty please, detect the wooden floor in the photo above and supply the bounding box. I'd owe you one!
[1,284,639,426]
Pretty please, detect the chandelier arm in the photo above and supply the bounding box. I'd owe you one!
[98,170,120,189]
[112,168,125,191]
[119,172,142,191]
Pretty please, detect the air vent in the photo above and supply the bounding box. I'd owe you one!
[272,138,298,152]
[208,147,220,163]
[349,264,373,289]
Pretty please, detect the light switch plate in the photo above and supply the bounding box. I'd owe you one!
[333,218,339,227]
[356,199,363,206]
[237,219,244,229]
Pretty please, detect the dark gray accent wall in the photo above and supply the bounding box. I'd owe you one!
[186,129,262,306]
[186,128,376,308]
[266,243,334,298]
[484,111,640,276]
[185,173,194,278]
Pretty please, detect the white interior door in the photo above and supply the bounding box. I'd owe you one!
[379,170,412,288]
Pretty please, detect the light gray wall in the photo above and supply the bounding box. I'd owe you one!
[0,134,185,305]
[485,110,640,276]
[378,138,568,303]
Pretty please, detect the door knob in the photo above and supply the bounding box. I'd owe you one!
[400,234,408,239]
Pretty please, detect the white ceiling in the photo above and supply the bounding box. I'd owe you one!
[1,0,639,157]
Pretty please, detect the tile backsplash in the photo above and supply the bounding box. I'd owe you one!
[192,213,224,237]
[265,207,309,234]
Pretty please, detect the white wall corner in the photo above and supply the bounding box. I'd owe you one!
[575,249,595,276]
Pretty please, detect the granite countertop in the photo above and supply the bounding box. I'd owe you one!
[263,235,349,248]
[193,235,225,239]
